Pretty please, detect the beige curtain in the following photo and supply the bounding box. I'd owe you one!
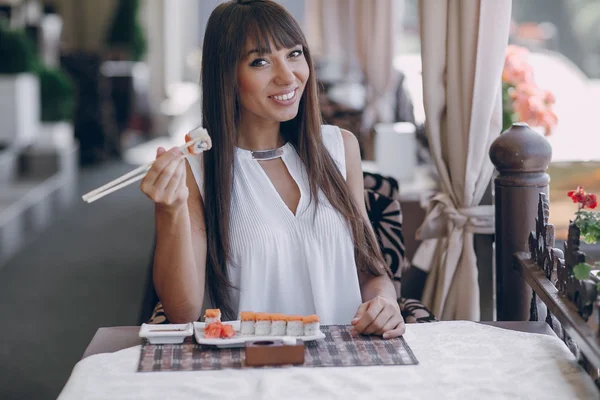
[305,0,396,128]
[354,0,396,130]
[417,0,512,320]
[306,0,350,72]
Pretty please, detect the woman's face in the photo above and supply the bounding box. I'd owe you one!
[237,40,310,126]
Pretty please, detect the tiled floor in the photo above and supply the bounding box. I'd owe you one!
[0,160,155,400]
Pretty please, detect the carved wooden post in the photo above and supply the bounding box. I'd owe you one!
[489,123,552,321]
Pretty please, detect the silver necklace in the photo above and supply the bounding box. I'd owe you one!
[251,144,286,160]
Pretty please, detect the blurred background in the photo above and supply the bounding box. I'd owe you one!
[1,0,600,399]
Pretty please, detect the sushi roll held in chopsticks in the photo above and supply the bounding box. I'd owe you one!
[270,314,287,336]
[204,309,221,324]
[184,127,212,155]
[254,312,272,336]
[239,312,256,335]
[81,127,212,204]
[303,314,320,336]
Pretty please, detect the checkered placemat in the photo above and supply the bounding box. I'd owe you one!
[138,325,418,372]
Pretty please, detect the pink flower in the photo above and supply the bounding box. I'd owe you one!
[503,45,535,86]
[505,68,558,136]
[543,90,555,105]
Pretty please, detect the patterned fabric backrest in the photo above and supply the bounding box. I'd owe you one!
[364,189,406,299]
[363,171,400,201]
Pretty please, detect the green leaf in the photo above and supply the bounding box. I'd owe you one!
[575,211,600,244]
[0,25,39,74]
[574,262,594,280]
[38,66,74,122]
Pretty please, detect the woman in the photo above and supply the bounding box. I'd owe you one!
[142,0,405,339]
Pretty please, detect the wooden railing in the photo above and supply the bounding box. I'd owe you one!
[490,123,600,372]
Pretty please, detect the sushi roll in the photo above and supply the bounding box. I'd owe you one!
[286,315,304,336]
[240,311,256,335]
[184,127,212,155]
[303,314,320,336]
[270,314,287,336]
[254,312,272,336]
[204,309,221,324]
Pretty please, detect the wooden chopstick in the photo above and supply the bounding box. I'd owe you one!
[84,168,152,203]
[82,162,153,202]
[82,136,208,203]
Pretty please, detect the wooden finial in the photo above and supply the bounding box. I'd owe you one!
[489,123,552,176]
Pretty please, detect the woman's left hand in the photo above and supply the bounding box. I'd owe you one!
[351,296,406,339]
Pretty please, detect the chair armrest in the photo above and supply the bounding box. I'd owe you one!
[147,301,169,324]
[399,297,437,323]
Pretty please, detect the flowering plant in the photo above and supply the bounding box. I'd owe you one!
[502,45,558,135]
[567,186,600,280]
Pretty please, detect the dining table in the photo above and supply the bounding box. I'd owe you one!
[58,321,600,400]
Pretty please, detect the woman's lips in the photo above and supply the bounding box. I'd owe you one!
[269,88,298,106]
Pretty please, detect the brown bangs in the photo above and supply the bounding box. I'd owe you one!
[238,4,306,59]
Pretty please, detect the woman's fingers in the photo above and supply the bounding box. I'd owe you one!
[146,148,182,183]
[377,314,404,337]
[352,296,406,339]
[382,320,406,339]
[362,306,394,335]
[144,148,179,180]
[351,302,369,325]
[156,146,167,158]
[162,159,188,206]
[352,298,384,334]
[141,147,187,206]
[152,154,185,193]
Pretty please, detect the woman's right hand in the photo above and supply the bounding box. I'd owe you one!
[141,147,189,212]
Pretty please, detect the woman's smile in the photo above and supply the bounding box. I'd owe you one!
[269,87,298,106]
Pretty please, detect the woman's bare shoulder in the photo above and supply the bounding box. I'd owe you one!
[339,129,361,179]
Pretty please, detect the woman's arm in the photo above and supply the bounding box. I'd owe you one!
[340,129,405,338]
[143,148,207,323]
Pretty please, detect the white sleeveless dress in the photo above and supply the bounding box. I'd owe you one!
[186,125,362,324]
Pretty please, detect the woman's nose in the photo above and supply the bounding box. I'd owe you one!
[273,62,295,86]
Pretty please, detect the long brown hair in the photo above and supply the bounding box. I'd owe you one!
[201,0,388,319]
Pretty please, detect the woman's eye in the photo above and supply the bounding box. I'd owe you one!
[289,49,303,58]
[250,58,268,67]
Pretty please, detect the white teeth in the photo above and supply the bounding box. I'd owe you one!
[273,90,295,101]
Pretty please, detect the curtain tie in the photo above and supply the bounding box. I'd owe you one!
[416,192,495,239]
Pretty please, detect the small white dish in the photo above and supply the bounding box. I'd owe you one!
[139,323,194,344]
[193,321,325,348]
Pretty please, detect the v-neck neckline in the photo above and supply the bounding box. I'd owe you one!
[238,144,304,219]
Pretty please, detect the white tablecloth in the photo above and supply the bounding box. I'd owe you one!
[58,321,599,400]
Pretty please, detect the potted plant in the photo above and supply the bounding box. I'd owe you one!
[567,187,600,282]
[36,65,75,149]
[0,22,40,147]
